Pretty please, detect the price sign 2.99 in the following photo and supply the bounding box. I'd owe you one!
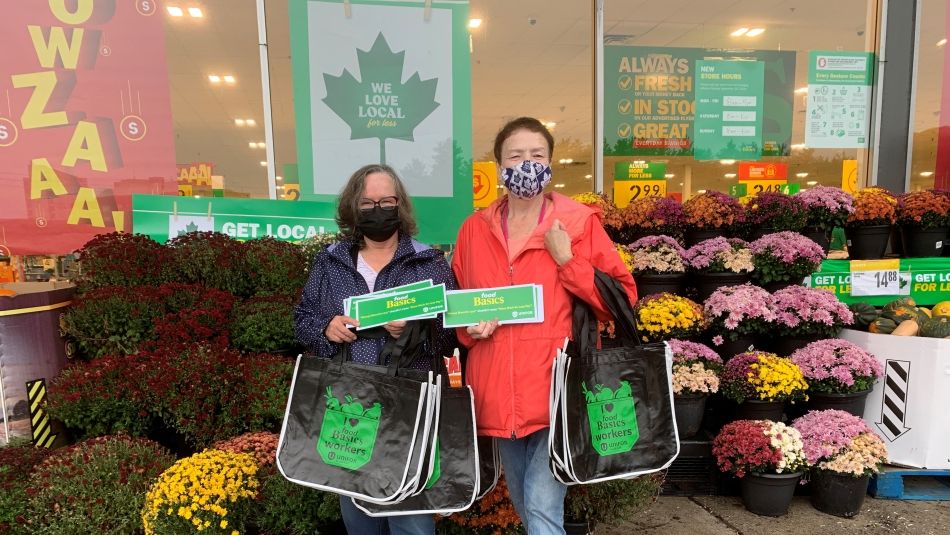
[614,179,667,208]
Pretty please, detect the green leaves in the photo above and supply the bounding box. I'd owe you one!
[323,33,439,163]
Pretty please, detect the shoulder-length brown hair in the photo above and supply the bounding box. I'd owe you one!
[336,164,418,241]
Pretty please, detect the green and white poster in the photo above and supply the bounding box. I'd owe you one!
[693,60,765,160]
[132,194,338,243]
[290,0,472,244]
[805,51,874,149]
[604,46,795,157]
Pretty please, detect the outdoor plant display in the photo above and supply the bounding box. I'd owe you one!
[897,190,950,256]
[845,188,898,260]
[791,410,888,517]
[749,231,825,289]
[608,195,687,243]
[721,351,809,405]
[790,339,883,416]
[796,186,855,231]
[685,237,754,275]
[62,285,166,358]
[743,191,809,234]
[669,339,723,438]
[213,431,280,467]
[242,236,309,297]
[682,191,745,239]
[230,294,298,354]
[628,235,687,275]
[634,293,706,343]
[440,476,523,534]
[166,231,252,297]
[299,232,344,271]
[0,439,51,534]
[563,473,663,528]
[769,286,854,349]
[73,232,169,291]
[142,449,260,535]
[24,435,176,534]
[703,284,775,354]
[615,244,634,273]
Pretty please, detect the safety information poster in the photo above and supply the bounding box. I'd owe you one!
[805,51,874,148]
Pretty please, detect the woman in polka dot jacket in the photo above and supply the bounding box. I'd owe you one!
[294,164,457,535]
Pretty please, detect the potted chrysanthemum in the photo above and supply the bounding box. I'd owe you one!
[790,339,883,416]
[720,351,809,421]
[713,419,807,517]
[845,188,897,260]
[634,293,706,343]
[682,191,745,246]
[792,410,888,518]
[897,190,950,257]
[628,235,688,297]
[743,191,809,239]
[796,186,854,252]
[703,284,775,360]
[669,339,722,438]
[685,237,755,301]
[607,196,687,245]
[749,231,825,293]
[769,286,855,355]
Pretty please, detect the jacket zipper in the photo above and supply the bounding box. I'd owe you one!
[508,262,516,439]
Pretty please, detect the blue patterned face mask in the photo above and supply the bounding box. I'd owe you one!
[502,161,552,200]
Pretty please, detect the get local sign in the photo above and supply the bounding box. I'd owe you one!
[132,194,338,243]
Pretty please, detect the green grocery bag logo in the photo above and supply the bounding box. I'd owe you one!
[582,380,639,456]
[317,387,381,470]
[424,438,441,490]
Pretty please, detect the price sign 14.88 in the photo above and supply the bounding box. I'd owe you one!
[849,259,910,297]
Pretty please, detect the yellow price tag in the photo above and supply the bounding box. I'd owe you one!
[282,184,301,201]
[614,179,666,208]
[850,259,900,272]
[177,184,193,196]
[741,180,788,196]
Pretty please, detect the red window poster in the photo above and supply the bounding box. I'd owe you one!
[0,0,176,255]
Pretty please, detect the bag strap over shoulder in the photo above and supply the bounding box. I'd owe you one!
[571,269,644,355]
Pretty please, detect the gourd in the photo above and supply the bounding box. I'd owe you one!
[932,301,950,317]
[918,307,932,318]
[869,317,898,335]
[892,320,919,336]
[881,306,922,325]
[883,297,917,314]
[848,303,879,330]
[919,316,950,338]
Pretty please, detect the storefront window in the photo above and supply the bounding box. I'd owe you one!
[912,0,945,191]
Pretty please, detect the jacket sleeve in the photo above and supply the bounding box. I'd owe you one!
[556,215,638,321]
[451,220,478,349]
[294,251,339,357]
[426,253,461,360]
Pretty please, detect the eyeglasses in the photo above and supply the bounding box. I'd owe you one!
[359,196,398,211]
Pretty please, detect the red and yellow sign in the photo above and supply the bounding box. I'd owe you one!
[473,161,498,209]
[0,1,177,254]
[738,162,788,181]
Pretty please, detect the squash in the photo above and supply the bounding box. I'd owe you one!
[892,320,919,336]
[869,317,898,335]
[881,306,923,325]
[932,301,950,317]
[920,316,950,338]
[883,297,917,315]
[918,307,932,318]
[848,302,879,330]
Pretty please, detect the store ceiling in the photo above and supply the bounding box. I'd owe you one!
[163,0,944,197]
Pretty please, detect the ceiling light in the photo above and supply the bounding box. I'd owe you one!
[188,7,203,18]
[806,180,818,186]
[724,173,737,178]
[720,159,736,165]
[276,176,283,181]
[920,171,934,177]
[558,158,573,165]
[796,172,809,178]
[260,161,267,167]
[246,119,256,126]
[208,74,221,83]
[546,122,557,129]
[234,119,245,126]
[665,174,675,179]
[679,182,684,186]
[554,183,566,188]
[193,195,201,198]
[248,142,256,149]
[794,87,808,94]
[167,6,184,17]
[731,27,749,37]
[277,185,285,190]
[223,75,235,84]
[697,190,707,194]
[939,39,948,47]
[746,28,765,37]
[791,143,807,150]
[468,18,482,28]
[584,174,592,179]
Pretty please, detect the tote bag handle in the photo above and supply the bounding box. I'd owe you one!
[572,269,644,358]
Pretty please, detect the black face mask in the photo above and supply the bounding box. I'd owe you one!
[357,206,401,242]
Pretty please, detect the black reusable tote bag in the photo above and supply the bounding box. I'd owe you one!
[558,270,679,483]
[277,339,434,503]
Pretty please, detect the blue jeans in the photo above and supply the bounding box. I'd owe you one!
[339,495,434,535]
[496,428,567,535]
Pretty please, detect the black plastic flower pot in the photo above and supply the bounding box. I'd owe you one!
[809,470,870,518]
[693,271,752,303]
[769,334,824,357]
[845,225,892,260]
[803,228,832,253]
[684,228,727,248]
[636,272,686,298]
[564,519,595,535]
[741,472,802,517]
[805,390,871,418]
[674,394,707,439]
[734,399,784,421]
[710,334,759,362]
[760,280,803,294]
[900,226,948,258]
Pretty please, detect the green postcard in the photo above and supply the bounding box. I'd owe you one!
[443,285,544,328]
[344,279,433,317]
[355,284,447,329]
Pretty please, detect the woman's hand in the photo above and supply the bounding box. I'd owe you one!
[466,319,499,340]
[545,219,573,266]
[325,315,359,343]
[384,320,407,339]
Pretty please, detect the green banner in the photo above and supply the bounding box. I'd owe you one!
[808,258,950,306]
[694,60,765,160]
[604,46,795,157]
[131,194,337,243]
[355,283,447,329]
[805,51,874,149]
[443,285,542,328]
[290,0,472,245]
[613,161,667,180]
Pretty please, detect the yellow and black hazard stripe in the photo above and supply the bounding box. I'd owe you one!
[27,379,57,448]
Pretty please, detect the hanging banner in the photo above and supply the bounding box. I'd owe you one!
[0,1,177,255]
[805,51,874,149]
[132,194,338,244]
[694,60,765,161]
[290,0,472,244]
[604,46,795,157]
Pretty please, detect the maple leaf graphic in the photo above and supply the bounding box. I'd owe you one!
[323,33,440,164]
[177,221,199,237]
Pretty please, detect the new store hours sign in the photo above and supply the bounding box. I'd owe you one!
[694,60,765,161]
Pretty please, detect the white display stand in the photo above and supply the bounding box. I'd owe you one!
[840,329,950,469]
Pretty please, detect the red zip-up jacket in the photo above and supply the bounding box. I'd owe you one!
[452,192,638,439]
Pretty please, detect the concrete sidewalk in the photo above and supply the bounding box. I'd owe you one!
[597,496,950,535]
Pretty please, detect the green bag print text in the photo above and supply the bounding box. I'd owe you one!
[317,387,382,470]
[582,380,639,456]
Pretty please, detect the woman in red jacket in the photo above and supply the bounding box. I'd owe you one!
[452,117,637,534]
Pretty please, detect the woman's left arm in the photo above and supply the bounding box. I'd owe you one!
[555,216,638,319]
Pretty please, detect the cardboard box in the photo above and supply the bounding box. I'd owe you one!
[840,329,950,469]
